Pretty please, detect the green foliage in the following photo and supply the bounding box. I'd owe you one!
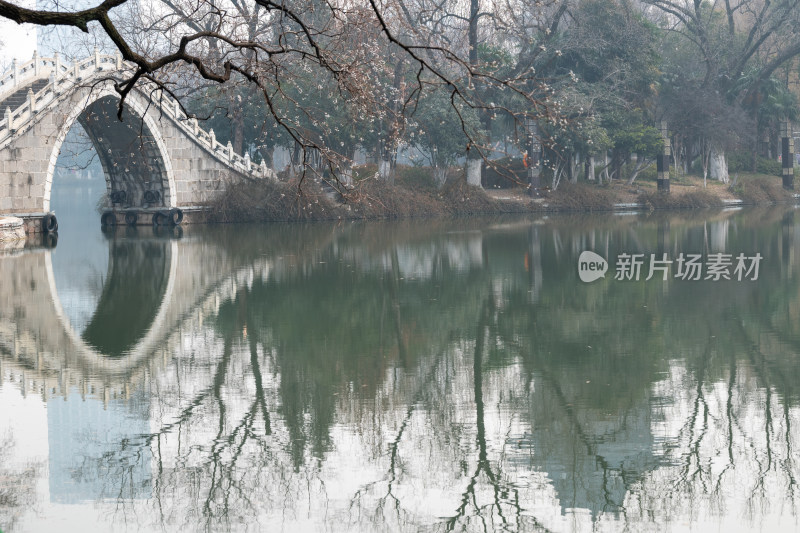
[581,119,613,154]
[397,166,437,190]
[610,123,663,157]
[759,158,782,176]
[729,179,746,197]
[561,0,659,101]
[620,161,657,182]
[352,164,378,181]
[727,151,751,173]
[410,88,480,168]
[599,110,663,159]
[728,150,782,175]
[532,0,661,165]
[477,44,514,76]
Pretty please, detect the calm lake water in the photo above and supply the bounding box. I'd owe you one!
[2,186,800,532]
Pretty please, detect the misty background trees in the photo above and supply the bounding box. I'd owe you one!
[3,0,800,189]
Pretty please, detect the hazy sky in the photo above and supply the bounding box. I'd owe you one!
[0,0,37,68]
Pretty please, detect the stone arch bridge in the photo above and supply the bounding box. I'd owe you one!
[0,50,275,219]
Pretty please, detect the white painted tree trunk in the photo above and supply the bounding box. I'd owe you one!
[466,158,482,187]
[339,166,353,187]
[569,154,578,184]
[379,158,394,184]
[600,153,610,183]
[433,166,447,188]
[626,156,652,185]
[710,148,729,183]
[587,156,595,181]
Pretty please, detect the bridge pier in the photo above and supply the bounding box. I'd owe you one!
[4,211,59,235]
[0,215,25,243]
[98,205,212,227]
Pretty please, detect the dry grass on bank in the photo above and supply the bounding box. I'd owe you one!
[733,175,790,204]
[208,165,524,223]
[545,181,618,210]
[638,189,723,209]
[209,176,334,223]
[208,168,799,223]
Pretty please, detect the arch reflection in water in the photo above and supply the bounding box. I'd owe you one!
[50,226,174,358]
[81,231,172,357]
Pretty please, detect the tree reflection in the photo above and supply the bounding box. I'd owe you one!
[0,434,41,532]
[21,209,800,532]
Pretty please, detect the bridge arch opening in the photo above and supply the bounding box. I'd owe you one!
[44,87,177,214]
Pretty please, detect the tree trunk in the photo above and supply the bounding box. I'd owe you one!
[552,161,564,190]
[568,152,578,184]
[378,59,404,184]
[338,164,353,187]
[433,165,447,188]
[701,140,710,188]
[608,149,621,181]
[231,94,244,156]
[684,139,692,174]
[379,157,394,184]
[752,103,759,173]
[627,157,652,185]
[466,158,482,187]
[710,147,729,183]
[600,153,610,183]
[585,155,595,182]
[463,0,484,189]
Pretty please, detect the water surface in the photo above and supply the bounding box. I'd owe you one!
[1,203,799,532]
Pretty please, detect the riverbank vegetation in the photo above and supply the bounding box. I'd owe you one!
[208,166,799,223]
[9,0,800,210]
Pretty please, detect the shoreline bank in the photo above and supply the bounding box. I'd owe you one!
[205,170,799,223]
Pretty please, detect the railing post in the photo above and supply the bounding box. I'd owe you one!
[260,160,267,176]
[173,100,180,118]
[5,107,12,131]
[190,117,198,135]
[74,61,80,80]
[32,50,39,76]
[244,152,251,170]
[115,51,122,70]
[94,47,101,69]
[12,59,18,87]
[53,52,60,80]
[209,128,216,147]
[27,89,35,114]
[227,141,233,160]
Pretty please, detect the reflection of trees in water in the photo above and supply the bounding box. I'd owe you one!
[503,208,800,527]
[0,434,41,532]
[59,210,800,531]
